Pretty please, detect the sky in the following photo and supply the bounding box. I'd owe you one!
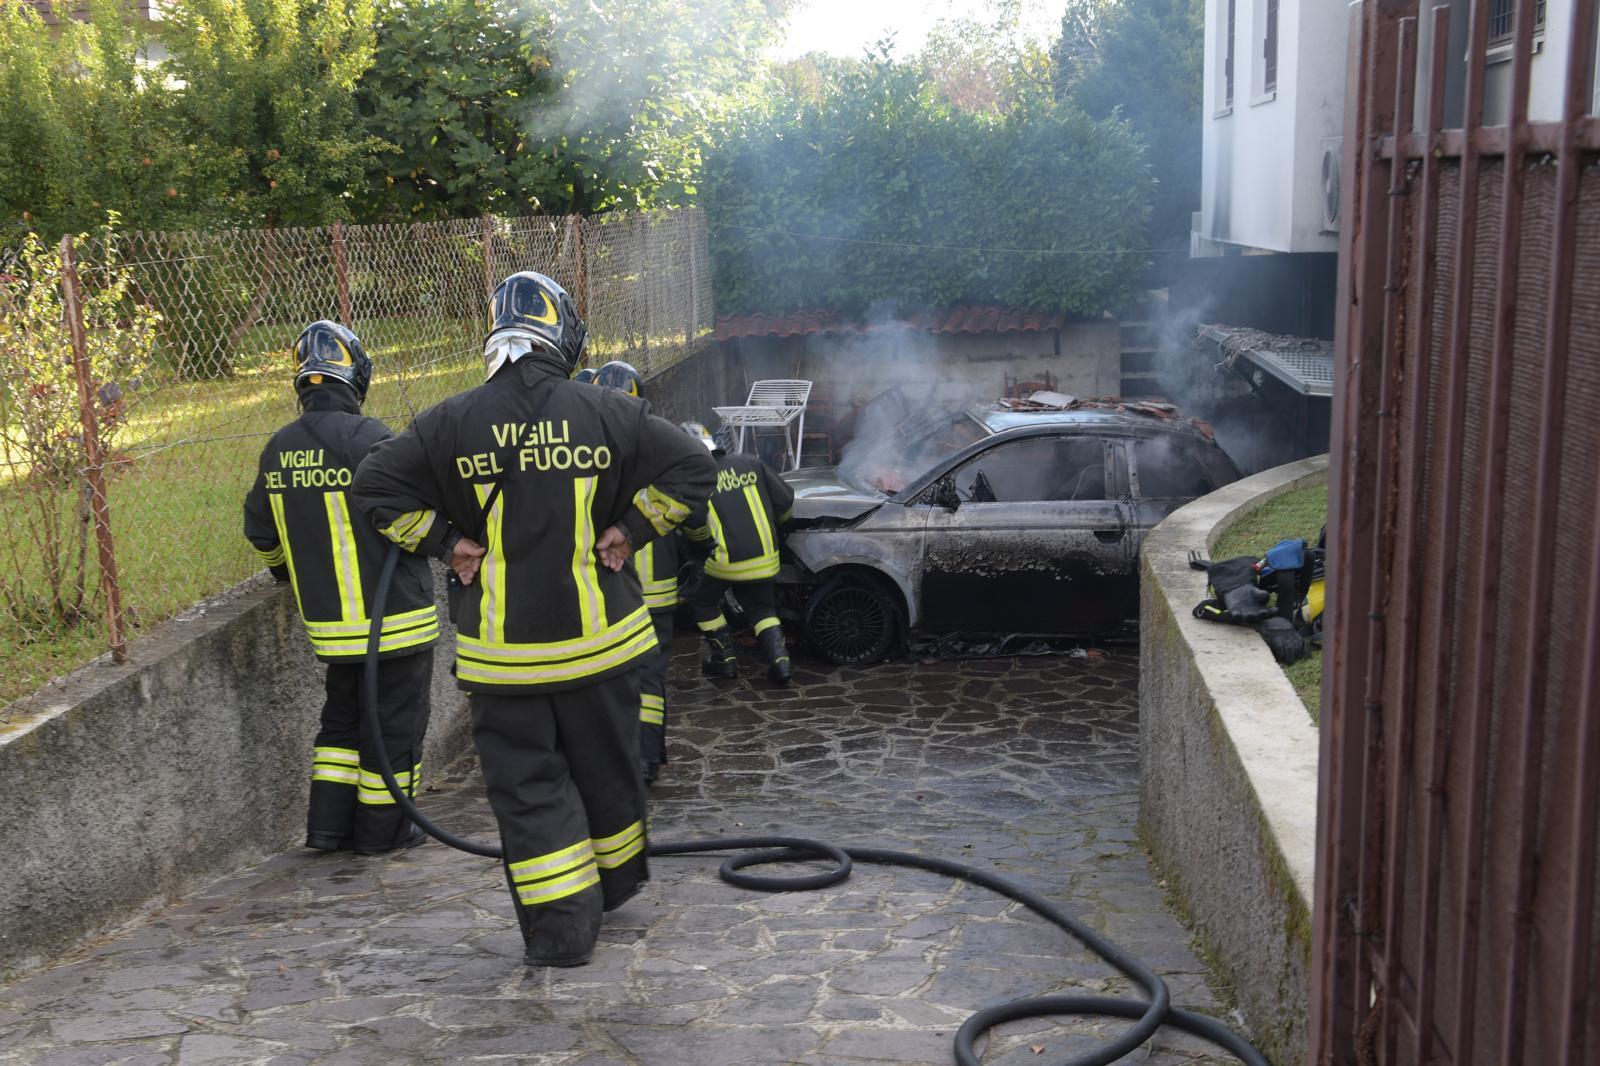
[775,0,1062,60]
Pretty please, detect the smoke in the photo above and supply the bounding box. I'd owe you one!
[1150,293,1309,477]
[801,312,998,493]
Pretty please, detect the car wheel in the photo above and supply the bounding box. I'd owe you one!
[802,574,900,665]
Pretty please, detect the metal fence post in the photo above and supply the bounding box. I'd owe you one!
[573,214,588,321]
[59,234,128,664]
[481,213,495,305]
[332,221,352,326]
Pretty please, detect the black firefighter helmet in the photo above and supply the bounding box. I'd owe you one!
[572,367,598,384]
[485,271,587,377]
[294,320,371,403]
[594,360,642,397]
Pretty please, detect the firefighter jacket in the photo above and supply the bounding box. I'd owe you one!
[685,451,795,583]
[350,351,717,694]
[635,530,680,612]
[242,387,440,663]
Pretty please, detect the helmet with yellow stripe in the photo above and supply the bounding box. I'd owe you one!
[485,271,587,379]
[294,320,371,403]
[595,360,642,397]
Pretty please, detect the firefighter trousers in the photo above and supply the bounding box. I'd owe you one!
[690,576,778,633]
[471,671,649,964]
[308,652,432,853]
[638,609,674,772]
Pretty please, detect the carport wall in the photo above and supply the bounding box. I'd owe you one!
[729,320,1121,416]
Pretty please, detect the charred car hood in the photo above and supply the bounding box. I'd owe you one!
[783,468,887,521]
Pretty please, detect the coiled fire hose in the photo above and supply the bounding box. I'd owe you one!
[363,544,1268,1066]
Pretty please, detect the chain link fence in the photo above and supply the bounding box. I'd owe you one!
[0,208,712,705]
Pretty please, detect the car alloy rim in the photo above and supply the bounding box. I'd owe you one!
[814,585,886,661]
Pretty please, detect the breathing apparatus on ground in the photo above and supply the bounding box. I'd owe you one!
[362,544,1266,1066]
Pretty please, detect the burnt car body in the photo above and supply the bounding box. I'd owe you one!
[779,400,1241,663]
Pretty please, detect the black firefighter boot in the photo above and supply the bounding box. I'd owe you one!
[701,627,739,679]
[758,623,792,686]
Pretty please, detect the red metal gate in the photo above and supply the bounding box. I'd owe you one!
[1313,1,1600,1063]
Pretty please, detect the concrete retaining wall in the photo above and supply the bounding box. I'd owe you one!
[642,341,741,427]
[0,569,471,981]
[1138,454,1326,1064]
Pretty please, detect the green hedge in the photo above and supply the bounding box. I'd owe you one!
[702,59,1153,317]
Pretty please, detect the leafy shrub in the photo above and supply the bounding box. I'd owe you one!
[702,53,1153,317]
[0,222,158,629]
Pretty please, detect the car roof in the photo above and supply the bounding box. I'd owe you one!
[965,402,1213,439]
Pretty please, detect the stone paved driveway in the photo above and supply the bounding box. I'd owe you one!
[0,645,1243,1065]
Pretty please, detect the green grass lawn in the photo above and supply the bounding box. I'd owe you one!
[1210,481,1328,723]
[0,316,483,709]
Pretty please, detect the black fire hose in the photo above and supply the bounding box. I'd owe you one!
[362,544,1267,1066]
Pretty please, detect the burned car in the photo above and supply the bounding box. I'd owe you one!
[779,393,1240,663]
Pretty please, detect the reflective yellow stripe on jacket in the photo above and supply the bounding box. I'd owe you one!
[267,494,305,614]
[324,491,366,621]
[379,509,437,552]
[303,606,441,659]
[700,495,780,582]
[634,485,692,538]
[455,606,658,687]
[637,541,678,610]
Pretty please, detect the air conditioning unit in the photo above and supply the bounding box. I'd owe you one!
[1320,137,1343,233]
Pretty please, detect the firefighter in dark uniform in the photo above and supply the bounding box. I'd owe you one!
[350,273,715,967]
[593,360,677,784]
[242,321,440,855]
[681,422,797,685]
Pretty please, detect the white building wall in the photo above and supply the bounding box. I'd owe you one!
[1199,0,1584,258]
[1199,0,1346,254]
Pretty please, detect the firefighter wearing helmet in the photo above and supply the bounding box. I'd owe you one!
[243,321,440,855]
[594,360,642,397]
[591,359,672,783]
[352,273,716,967]
[680,421,797,685]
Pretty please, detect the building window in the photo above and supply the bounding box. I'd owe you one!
[1263,0,1279,93]
[1488,0,1546,47]
[1225,0,1236,106]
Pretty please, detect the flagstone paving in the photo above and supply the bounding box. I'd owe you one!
[0,644,1245,1065]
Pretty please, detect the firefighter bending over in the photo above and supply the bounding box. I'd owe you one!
[592,361,678,785]
[243,321,439,855]
[351,273,716,967]
[681,423,797,685]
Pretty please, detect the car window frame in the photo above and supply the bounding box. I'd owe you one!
[934,431,1116,506]
[1126,433,1218,500]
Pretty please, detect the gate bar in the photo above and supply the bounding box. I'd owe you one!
[1415,0,1490,1055]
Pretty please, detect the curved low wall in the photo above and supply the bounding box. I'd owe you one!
[1138,454,1326,1065]
[0,570,472,981]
